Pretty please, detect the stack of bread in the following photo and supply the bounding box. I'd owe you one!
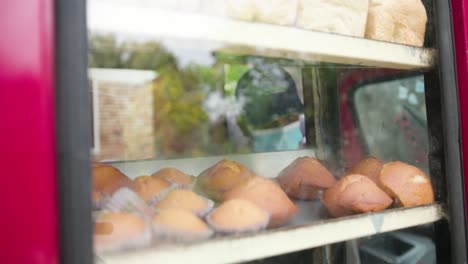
[153,0,429,47]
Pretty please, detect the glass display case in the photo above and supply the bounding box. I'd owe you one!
[2,0,468,264]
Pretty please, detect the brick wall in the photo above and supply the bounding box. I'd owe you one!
[92,81,155,161]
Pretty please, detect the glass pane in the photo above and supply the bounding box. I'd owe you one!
[87,0,440,263]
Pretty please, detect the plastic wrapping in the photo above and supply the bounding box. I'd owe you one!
[104,187,154,217]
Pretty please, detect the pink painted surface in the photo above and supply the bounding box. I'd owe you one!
[452,0,468,225]
[0,1,59,264]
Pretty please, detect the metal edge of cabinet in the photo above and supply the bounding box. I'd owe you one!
[437,0,468,263]
[55,0,94,263]
[0,0,59,263]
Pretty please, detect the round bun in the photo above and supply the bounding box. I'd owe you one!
[152,167,193,186]
[207,199,269,234]
[223,177,298,228]
[277,157,337,200]
[133,176,171,203]
[197,159,255,201]
[346,157,383,183]
[156,189,213,217]
[379,161,434,207]
[322,174,393,217]
[152,209,213,242]
[94,212,149,252]
[93,163,132,194]
[92,191,108,209]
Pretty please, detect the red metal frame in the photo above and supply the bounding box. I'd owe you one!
[451,0,468,225]
[338,69,404,168]
[0,1,59,264]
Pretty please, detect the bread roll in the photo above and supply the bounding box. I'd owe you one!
[152,209,213,242]
[255,0,298,26]
[365,0,427,46]
[93,163,132,194]
[93,191,108,209]
[156,189,214,217]
[296,0,369,37]
[197,159,255,201]
[277,157,337,200]
[224,177,298,228]
[152,167,193,186]
[133,175,171,203]
[346,157,383,184]
[225,0,256,21]
[207,199,269,234]
[379,161,434,207]
[322,174,392,217]
[94,212,150,252]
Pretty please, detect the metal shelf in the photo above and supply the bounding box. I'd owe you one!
[99,203,444,264]
[88,0,435,70]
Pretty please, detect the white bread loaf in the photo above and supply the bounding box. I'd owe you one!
[225,0,256,21]
[365,0,427,47]
[254,0,298,26]
[225,0,298,26]
[296,0,369,37]
[200,0,227,17]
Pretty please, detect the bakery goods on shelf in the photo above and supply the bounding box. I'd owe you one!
[93,163,133,194]
[92,163,133,208]
[365,0,427,46]
[277,156,337,200]
[346,157,383,184]
[133,175,171,204]
[296,0,369,37]
[94,212,151,252]
[196,159,256,201]
[224,177,298,228]
[378,161,434,207]
[152,167,193,186]
[207,199,269,234]
[322,174,393,217]
[155,189,214,217]
[152,209,213,242]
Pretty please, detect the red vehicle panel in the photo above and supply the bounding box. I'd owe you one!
[0,1,58,263]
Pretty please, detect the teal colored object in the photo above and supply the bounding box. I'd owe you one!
[252,121,303,152]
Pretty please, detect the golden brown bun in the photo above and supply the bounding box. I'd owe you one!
[277,157,337,200]
[208,199,268,233]
[94,212,146,247]
[224,177,298,228]
[379,161,434,207]
[152,167,193,185]
[322,174,392,217]
[95,222,114,235]
[346,157,383,184]
[152,209,211,234]
[133,175,171,203]
[93,163,132,194]
[156,189,211,216]
[93,191,103,203]
[365,0,427,46]
[197,159,256,201]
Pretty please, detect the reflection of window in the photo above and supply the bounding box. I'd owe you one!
[353,76,429,169]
